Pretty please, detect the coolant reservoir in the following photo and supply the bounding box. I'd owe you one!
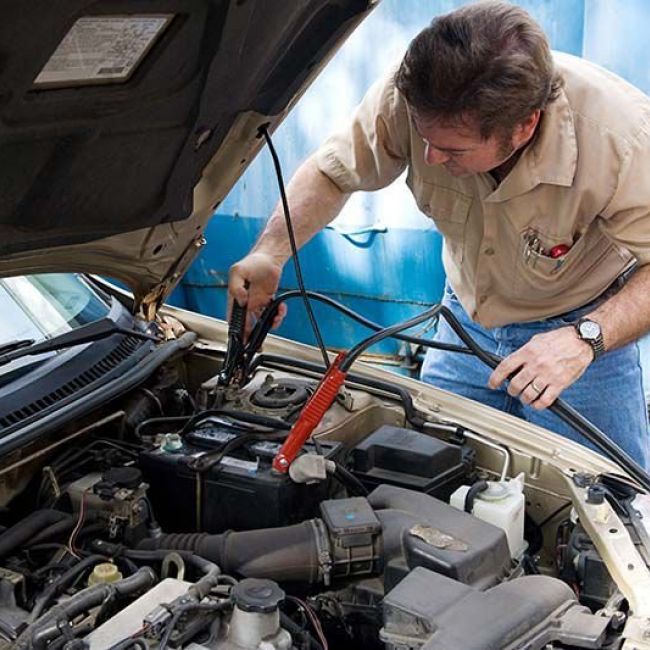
[450,473,527,558]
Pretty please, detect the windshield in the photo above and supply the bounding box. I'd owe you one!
[0,274,110,346]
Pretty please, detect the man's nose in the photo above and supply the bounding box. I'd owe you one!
[424,143,450,165]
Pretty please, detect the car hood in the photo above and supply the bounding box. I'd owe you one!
[0,0,377,313]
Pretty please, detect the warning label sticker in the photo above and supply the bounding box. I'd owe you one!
[34,14,173,88]
[220,456,260,473]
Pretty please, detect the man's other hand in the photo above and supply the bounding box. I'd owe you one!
[488,326,594,409]
[228,252,287,337]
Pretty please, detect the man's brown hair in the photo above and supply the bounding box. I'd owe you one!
[395,0,563,138]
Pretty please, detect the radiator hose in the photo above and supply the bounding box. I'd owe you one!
[0,510,70,558]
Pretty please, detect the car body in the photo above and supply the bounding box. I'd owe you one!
[1,2,650,649]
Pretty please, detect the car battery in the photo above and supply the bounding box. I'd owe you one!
[350,425,475,500]
[139,421,342,534]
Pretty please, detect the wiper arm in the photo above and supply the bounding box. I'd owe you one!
[0,318,158,368]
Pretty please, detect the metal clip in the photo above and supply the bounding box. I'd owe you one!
[162,552,186,581]
[311,519,332,586]
[522,231,546,268]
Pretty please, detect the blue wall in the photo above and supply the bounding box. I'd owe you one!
[173,0,650,381]
[583,0,650,91]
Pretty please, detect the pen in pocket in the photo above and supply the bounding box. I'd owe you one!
[522,230,574,269]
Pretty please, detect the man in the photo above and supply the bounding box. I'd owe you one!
[228,1,650,465]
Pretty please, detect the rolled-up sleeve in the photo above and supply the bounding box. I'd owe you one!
[599,130,650,265]
[315,67,410,193]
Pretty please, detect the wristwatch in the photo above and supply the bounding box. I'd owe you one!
[574,318,605,360]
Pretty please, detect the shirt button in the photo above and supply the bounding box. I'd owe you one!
[484,247,495,256]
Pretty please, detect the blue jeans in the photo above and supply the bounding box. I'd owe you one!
[421,284,650,468]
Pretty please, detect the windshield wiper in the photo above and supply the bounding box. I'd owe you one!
[0,339,36,356]
[0,318,158,368]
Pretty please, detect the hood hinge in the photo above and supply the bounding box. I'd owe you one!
[139,234,207,320]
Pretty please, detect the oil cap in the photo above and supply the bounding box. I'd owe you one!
[232,578,284,613]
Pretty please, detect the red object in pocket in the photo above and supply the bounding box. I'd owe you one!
[549,244,570,258]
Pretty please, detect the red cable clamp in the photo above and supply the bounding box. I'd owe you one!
[272,352,347,474]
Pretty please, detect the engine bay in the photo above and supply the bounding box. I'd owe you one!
[0,335,642,650]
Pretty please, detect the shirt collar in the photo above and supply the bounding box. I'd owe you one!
[484,87,577,203]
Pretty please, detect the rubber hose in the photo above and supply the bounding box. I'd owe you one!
[29,554,109,622]
[17,567,156,650]
[92,541,217,575]
[280,612,324,650]
[26,518,77,547]
[91,542,222,601]
[27,511,100,547]
[136,511,420,585]
[374,509,421,561]
[0,510,69,558]
[464,480,489,513]
[369,483,466,519]
[137,520,322,583]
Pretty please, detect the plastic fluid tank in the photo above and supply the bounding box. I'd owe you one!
[450,473,527,558]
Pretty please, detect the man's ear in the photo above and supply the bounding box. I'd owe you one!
[512,110,541,148]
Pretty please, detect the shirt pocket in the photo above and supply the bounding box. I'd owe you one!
[410,178,472,263]
[513,224,614,296]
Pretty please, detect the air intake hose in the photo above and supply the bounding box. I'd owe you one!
[137,520,325,583]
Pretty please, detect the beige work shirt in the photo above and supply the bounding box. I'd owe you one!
[315,52,650,327]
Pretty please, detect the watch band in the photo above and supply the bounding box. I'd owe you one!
[588,335,605,360]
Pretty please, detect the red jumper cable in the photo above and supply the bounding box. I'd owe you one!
[272,305,442,474]
[272,352,347,473]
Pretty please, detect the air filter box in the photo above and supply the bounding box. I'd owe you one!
[351,425,474,500]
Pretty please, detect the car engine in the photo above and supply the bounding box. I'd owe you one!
[0,338,632,650]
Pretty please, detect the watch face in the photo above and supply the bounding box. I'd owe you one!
[579,320,601,340]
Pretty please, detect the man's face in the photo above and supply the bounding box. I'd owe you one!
[412,113,528,177]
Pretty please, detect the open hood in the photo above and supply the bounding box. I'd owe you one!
[0,0,377,312]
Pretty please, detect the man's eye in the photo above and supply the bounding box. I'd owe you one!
[423,140,467,159]
[424,142,465,157]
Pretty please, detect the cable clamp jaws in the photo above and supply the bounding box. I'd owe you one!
[272,352,347,474]
[244,302,281,364]
[218,301,248,388]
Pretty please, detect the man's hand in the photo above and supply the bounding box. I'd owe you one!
[488,326,594,409]
[226,156,351,339]
[228,251,287,337]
